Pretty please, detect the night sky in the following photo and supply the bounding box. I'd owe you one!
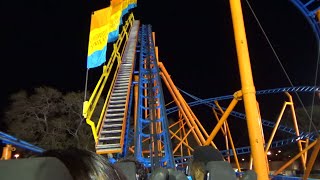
[0,0,318,145]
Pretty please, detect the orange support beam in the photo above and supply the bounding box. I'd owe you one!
[273,139,318,176]
[229,0,269,178]
[303,139,320,180]
[214,101,242,172]
[265,101,289,153]
[287,92,307,169]
[159,67,203,145]
[204,91,240,145]
[132,75,139,154]
[1,145,15,160]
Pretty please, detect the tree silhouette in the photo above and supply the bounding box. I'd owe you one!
[282,105,320,133]
[4,86,103,151]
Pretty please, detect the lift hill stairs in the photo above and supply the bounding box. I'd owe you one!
[95,20,140,154]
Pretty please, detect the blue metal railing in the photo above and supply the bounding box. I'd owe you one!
[135,24,174,169]
[289,0,320,41]
[0,131,44,153]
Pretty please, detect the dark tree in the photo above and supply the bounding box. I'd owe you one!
[4,86,102,151]
[282,105,320,133]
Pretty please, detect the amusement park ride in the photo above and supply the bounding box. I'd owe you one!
[1,0,320,179]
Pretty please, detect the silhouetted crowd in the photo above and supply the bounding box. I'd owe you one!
[0,146,257,180]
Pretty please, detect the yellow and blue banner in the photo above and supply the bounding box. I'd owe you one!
[121,0,137,25]
[87,7,111,69]
[108,0,123,43]
[108,0,137,42]
[129,0,137,9]
[86,0,137,69]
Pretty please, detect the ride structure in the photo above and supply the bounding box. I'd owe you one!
[82,0,320,179]
[1,0,320,179]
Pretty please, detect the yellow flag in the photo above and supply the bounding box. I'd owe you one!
[87,7,111,69]
[108,0,123,42]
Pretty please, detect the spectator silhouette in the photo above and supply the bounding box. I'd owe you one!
[38,147,127,180]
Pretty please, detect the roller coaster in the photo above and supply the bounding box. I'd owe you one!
[1,0,320,179]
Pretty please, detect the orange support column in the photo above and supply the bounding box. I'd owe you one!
[1,144,15,160]
[229,0,269,179]
[265,101,289,153]
[287,92,307,169]
[317,10,320,22]
[214,102,242,172]
[180,112,192,156]
[303,139,320,180]
[159,63,206,145]
[273,139,318,176]
[133,75,139,153]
